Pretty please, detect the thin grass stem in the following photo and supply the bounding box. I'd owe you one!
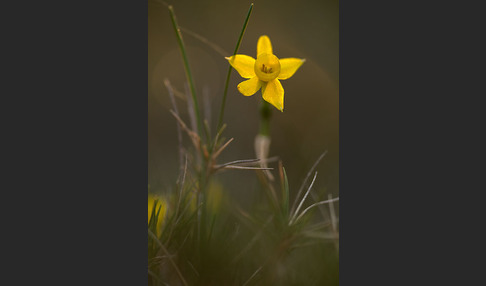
[328,194,338,233]
[213,137,234,158]
[222,165,273,170]
[237,156,278,166]
[289,171,318,225]
[310,191,329,221]
[168,5,206,142]
[180,27,229,57]
[328,193,340,253]
[290,151,328,215]
[216,158,260,168]
[242,266,263,286]
[293,197,340,224]
[211,123,226,151]
[216,3,254,132]
[232,216,273,264]
[164,79,184,176]
[148,230,189,286]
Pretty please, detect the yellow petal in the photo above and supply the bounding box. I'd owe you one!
[257,35,273,56]
[237,76,262,96]
[278,58,305,80]
[262,79,284,112]
[225,55,256,79]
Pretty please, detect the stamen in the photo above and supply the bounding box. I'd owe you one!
[260,64,273,74]
[254,53,281,81]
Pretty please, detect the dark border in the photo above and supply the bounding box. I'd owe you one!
[3,0,148,284]
[340,0,483,284]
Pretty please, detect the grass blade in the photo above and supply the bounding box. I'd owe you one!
[281,165,289,217]
[216,3,254,132]
[293,197,340,225]
[290,171,318,225]
[148,230,189,286]
[290,151,327,215]
[164,79,184,176]
[168,5,205,141]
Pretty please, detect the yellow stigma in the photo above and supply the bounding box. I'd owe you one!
[254,53,280,82]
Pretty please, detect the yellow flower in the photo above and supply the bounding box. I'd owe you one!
[225,35,305,111]
[148,194,168,236]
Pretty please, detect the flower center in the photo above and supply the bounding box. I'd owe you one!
[254,53,280,82]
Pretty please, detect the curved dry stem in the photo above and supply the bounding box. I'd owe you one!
[290,151,328,215]
[293,197,340,225]
[289,171,318,225]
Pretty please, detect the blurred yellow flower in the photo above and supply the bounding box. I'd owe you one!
[148,194,168,236]
[226,35,305,111]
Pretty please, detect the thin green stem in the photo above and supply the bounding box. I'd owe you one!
[216,3,254,133]
[259,99,272,136]
[168,5,206,141]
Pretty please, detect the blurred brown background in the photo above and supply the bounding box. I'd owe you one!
[148,0,338,202]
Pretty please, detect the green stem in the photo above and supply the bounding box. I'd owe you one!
[168,5,206,141]
[216,3,254,134]
[259,99,272,136]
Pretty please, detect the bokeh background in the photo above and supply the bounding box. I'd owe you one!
[148,0,338,207]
